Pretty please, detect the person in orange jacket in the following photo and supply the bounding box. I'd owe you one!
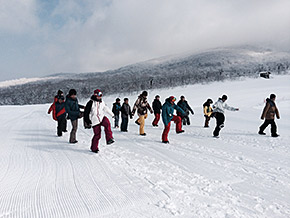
[55,95,67,136]
[48,90,64,121]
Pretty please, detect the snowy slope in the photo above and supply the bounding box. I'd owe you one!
[0,75,290,218]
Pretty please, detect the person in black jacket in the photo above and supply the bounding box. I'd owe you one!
[177,96,194,125]
[112,98,121,128]
[55,95,67,136]
[120,98,132,132]
[152,95,162,127]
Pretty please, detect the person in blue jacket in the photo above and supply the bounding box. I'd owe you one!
[65,89,85,143]
[161,96,186,143]
[112,98,122,128]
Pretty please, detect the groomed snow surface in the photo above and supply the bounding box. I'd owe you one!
[0,75,290,218]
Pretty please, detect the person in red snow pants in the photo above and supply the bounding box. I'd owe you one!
[162,115,182,142]
[152,113,160,126]
[91,116,113,151]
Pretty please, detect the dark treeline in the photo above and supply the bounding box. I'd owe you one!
[1,47,290,105]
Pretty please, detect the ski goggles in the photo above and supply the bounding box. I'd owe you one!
[95,92,103,97]
[171,97,176,102]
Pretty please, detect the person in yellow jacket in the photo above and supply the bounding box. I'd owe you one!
[132,91,153,136]
[203,99,213,127]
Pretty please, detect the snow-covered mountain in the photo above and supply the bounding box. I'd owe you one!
[0,45,289,105]
[0,75,290,217]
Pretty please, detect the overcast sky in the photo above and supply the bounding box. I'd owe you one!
[0,0,289,81]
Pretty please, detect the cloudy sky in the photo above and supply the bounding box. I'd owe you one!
[0,0,289,81]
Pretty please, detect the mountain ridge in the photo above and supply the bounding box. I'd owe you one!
[0,45,289,105]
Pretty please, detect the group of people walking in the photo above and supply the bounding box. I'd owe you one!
[48,89,280,153]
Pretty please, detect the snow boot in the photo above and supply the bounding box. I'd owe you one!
[91,149,99,153]
[258,131,266,135]
[140,133,146,136]
[271,134,280,137]
[176,130,185,134]
[162,140,169,144]
[107,138,115,145]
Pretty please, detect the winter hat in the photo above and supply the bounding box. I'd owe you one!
[94,89,103,97]
[180,96,185,99]
[222,95,228,100]
[207,98,213,104]
[270,94,276,99]
[155,95,160,99]
[116,98,120,102]
[57,90,63,96]
[69,89,77,96]
[169,96,176,103]
[142,91,148,97]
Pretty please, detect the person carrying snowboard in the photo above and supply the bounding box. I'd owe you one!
[203,98,213,127]
[177,96,194,125]
[152,95,162,127]
[161,96,186,143]
[212,95,239,137]
[48,89,64,121]
[259,94,280,137]
[131,91,153,136]
[120,98,132,132]
[65,89,85,143]
[55,95,67,136]
[112,98,121,128]
[84,89,115,153]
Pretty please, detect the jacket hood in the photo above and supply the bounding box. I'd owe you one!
[266,98,275,106]
[165,98,175,105]
[66,95,76,101]
[139,95,147,100]
[203,102,210,107]
[91,95,102,102]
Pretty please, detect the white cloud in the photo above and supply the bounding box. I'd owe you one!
[0,0,38,33]
[0,0,289,80]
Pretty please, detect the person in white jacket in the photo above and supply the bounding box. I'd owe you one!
[84,89,115,153]
[212,95,239,137]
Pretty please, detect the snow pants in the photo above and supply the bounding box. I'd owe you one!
[152,113,160,126]
[91,116,113,152]
[182,115,190,125]
[162,115,182,142]
[213,112,225,137]
[57,117,67,136]
[259,119,277,135]
[114,114,120,128]
[69,119,78,143]
[136,114,148,135]
[121,116,129,131]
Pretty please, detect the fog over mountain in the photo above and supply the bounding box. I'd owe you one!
[0,0,290,81]
[0,45,289,105]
